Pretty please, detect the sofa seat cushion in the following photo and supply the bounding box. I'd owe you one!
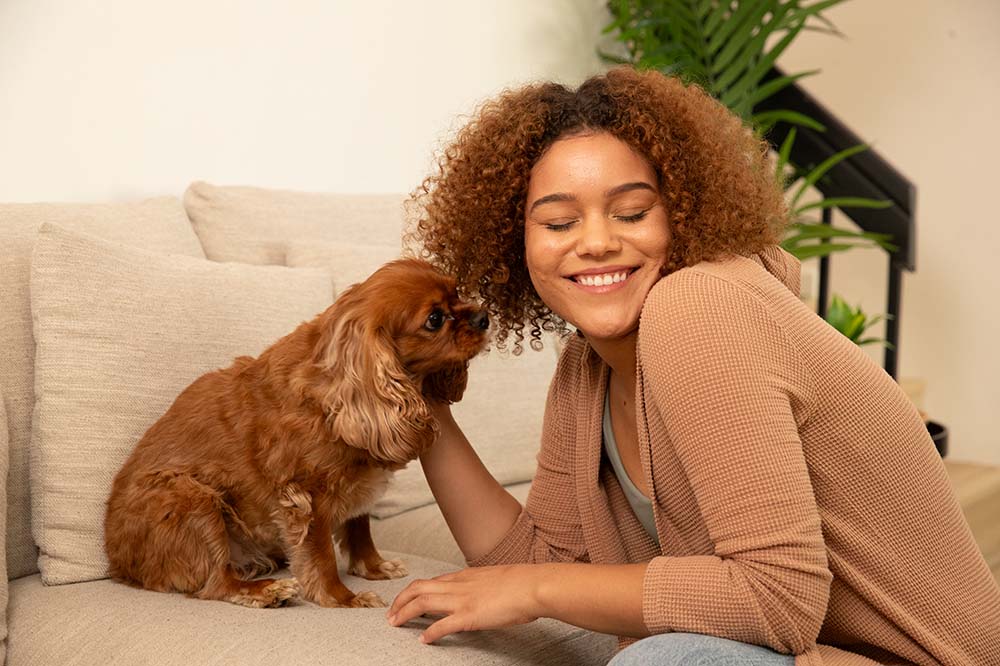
[6,551,616,666]
[371,482,532,567]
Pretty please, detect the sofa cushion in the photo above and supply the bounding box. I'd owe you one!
[0,197,205,581]
[0,388,8,663]
[183,181,407,264]
[285,240,552,519]
[371,482,532,567]
[29,224,333,585]
[6,551,616,666]
[285,239,401,295]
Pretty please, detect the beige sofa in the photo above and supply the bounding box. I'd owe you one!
[0,183,617,665]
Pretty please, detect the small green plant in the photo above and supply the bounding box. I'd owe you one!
[824,294,893,348]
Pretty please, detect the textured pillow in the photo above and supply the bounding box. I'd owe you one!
[29,224,334,585]
[285,244,556,519]
[183,181,406,264]
[0,197,204,580]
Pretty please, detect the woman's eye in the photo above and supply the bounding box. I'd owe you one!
[425,309,446,331]
[616,209,649,223]
[544,220,575,232]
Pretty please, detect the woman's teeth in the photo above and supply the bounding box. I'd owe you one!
[576,271,629,286]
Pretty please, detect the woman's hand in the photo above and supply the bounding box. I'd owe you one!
[386,564,545,644]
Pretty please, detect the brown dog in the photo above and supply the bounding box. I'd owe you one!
[104,259,488,609]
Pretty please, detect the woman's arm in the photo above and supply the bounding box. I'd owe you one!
[420,343,591,566]
[635,272,831,653]
[419,402,523,562]
[387,560,651,644]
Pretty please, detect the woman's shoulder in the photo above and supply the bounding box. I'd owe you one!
[638,249,807,357]
[644,248,801,320]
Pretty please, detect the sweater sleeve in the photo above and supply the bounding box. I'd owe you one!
[637,272,832,654]
[467,345,589,568]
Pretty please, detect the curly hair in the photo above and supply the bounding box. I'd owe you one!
[406,66,787,353]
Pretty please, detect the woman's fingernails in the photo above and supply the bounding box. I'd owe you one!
[387,613,396,625]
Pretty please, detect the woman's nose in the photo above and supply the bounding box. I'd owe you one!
[575,215,621,257]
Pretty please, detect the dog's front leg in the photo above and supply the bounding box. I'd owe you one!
[275,483,385,608]
[336,514,408,580]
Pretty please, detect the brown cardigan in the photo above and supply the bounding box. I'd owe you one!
[469,247,1000,666]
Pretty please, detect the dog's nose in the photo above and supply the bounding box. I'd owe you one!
[470,310,489,331]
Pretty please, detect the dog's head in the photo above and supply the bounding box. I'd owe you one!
[314,258,488,464]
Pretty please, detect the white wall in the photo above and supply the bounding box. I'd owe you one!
[2,1,996,464]
[0,0,607,201]
[780,0,1000,465]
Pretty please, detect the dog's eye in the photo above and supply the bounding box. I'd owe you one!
[424,309,446,331]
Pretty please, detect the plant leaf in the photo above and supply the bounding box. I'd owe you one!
[775,126,797,186]
[780,242,858,260]
[794,197,893,214]
[753,109,826,132]
[744,69,819,108]
[790,143,870,208]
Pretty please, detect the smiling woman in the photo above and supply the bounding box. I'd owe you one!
[523,132,670,344]
[397,66,1000,665]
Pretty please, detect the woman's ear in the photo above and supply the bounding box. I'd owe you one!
[422,362,469,404]
[316,301,436,464]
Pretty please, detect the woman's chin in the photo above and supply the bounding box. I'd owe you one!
[575,320,639,345]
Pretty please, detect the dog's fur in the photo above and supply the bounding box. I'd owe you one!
[104,259,488,609]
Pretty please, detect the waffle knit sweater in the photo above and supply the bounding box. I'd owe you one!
[468,247,1000,666]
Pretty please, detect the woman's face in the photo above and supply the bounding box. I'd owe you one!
[524,131,671,343]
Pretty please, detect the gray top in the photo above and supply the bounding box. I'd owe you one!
[602,390,660,546]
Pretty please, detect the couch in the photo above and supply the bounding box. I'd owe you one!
[0,182,618,665]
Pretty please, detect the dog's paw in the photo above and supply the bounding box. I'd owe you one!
[262,578,301,607]
[375,558,408,579]
[349,558,408,580]
[348,590,387,608]
[230,578,300,609]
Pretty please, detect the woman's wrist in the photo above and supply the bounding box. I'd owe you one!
[528,563,558,618]
[523,562,651,637]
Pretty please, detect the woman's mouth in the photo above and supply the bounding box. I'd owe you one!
[568,267,637,292]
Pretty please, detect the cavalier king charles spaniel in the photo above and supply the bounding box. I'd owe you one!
[104,259,488,609]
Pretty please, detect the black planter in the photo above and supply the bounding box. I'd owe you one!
[927,420,948,457]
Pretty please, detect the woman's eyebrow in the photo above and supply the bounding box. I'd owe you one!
[528,181,656,213]
[528,181,656,214]
[528,192,575,213]
[605,181,656,198]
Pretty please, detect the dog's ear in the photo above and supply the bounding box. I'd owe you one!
[316,301,435,464]
[422,362,469,404]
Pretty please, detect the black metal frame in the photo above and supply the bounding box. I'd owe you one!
[755,68,917,379]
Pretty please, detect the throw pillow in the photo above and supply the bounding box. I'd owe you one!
[0,196,204,580]
[29,224,333,584]
[183,181,406,264]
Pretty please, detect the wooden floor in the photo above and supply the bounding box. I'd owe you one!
[945,461,1000,582]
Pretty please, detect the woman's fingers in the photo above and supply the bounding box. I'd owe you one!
[389,592,456,627]
[421,613,470,644]
[388,578,438,617]
[388,569,469,617]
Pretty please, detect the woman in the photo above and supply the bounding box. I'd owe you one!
[386,67,1000,665]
